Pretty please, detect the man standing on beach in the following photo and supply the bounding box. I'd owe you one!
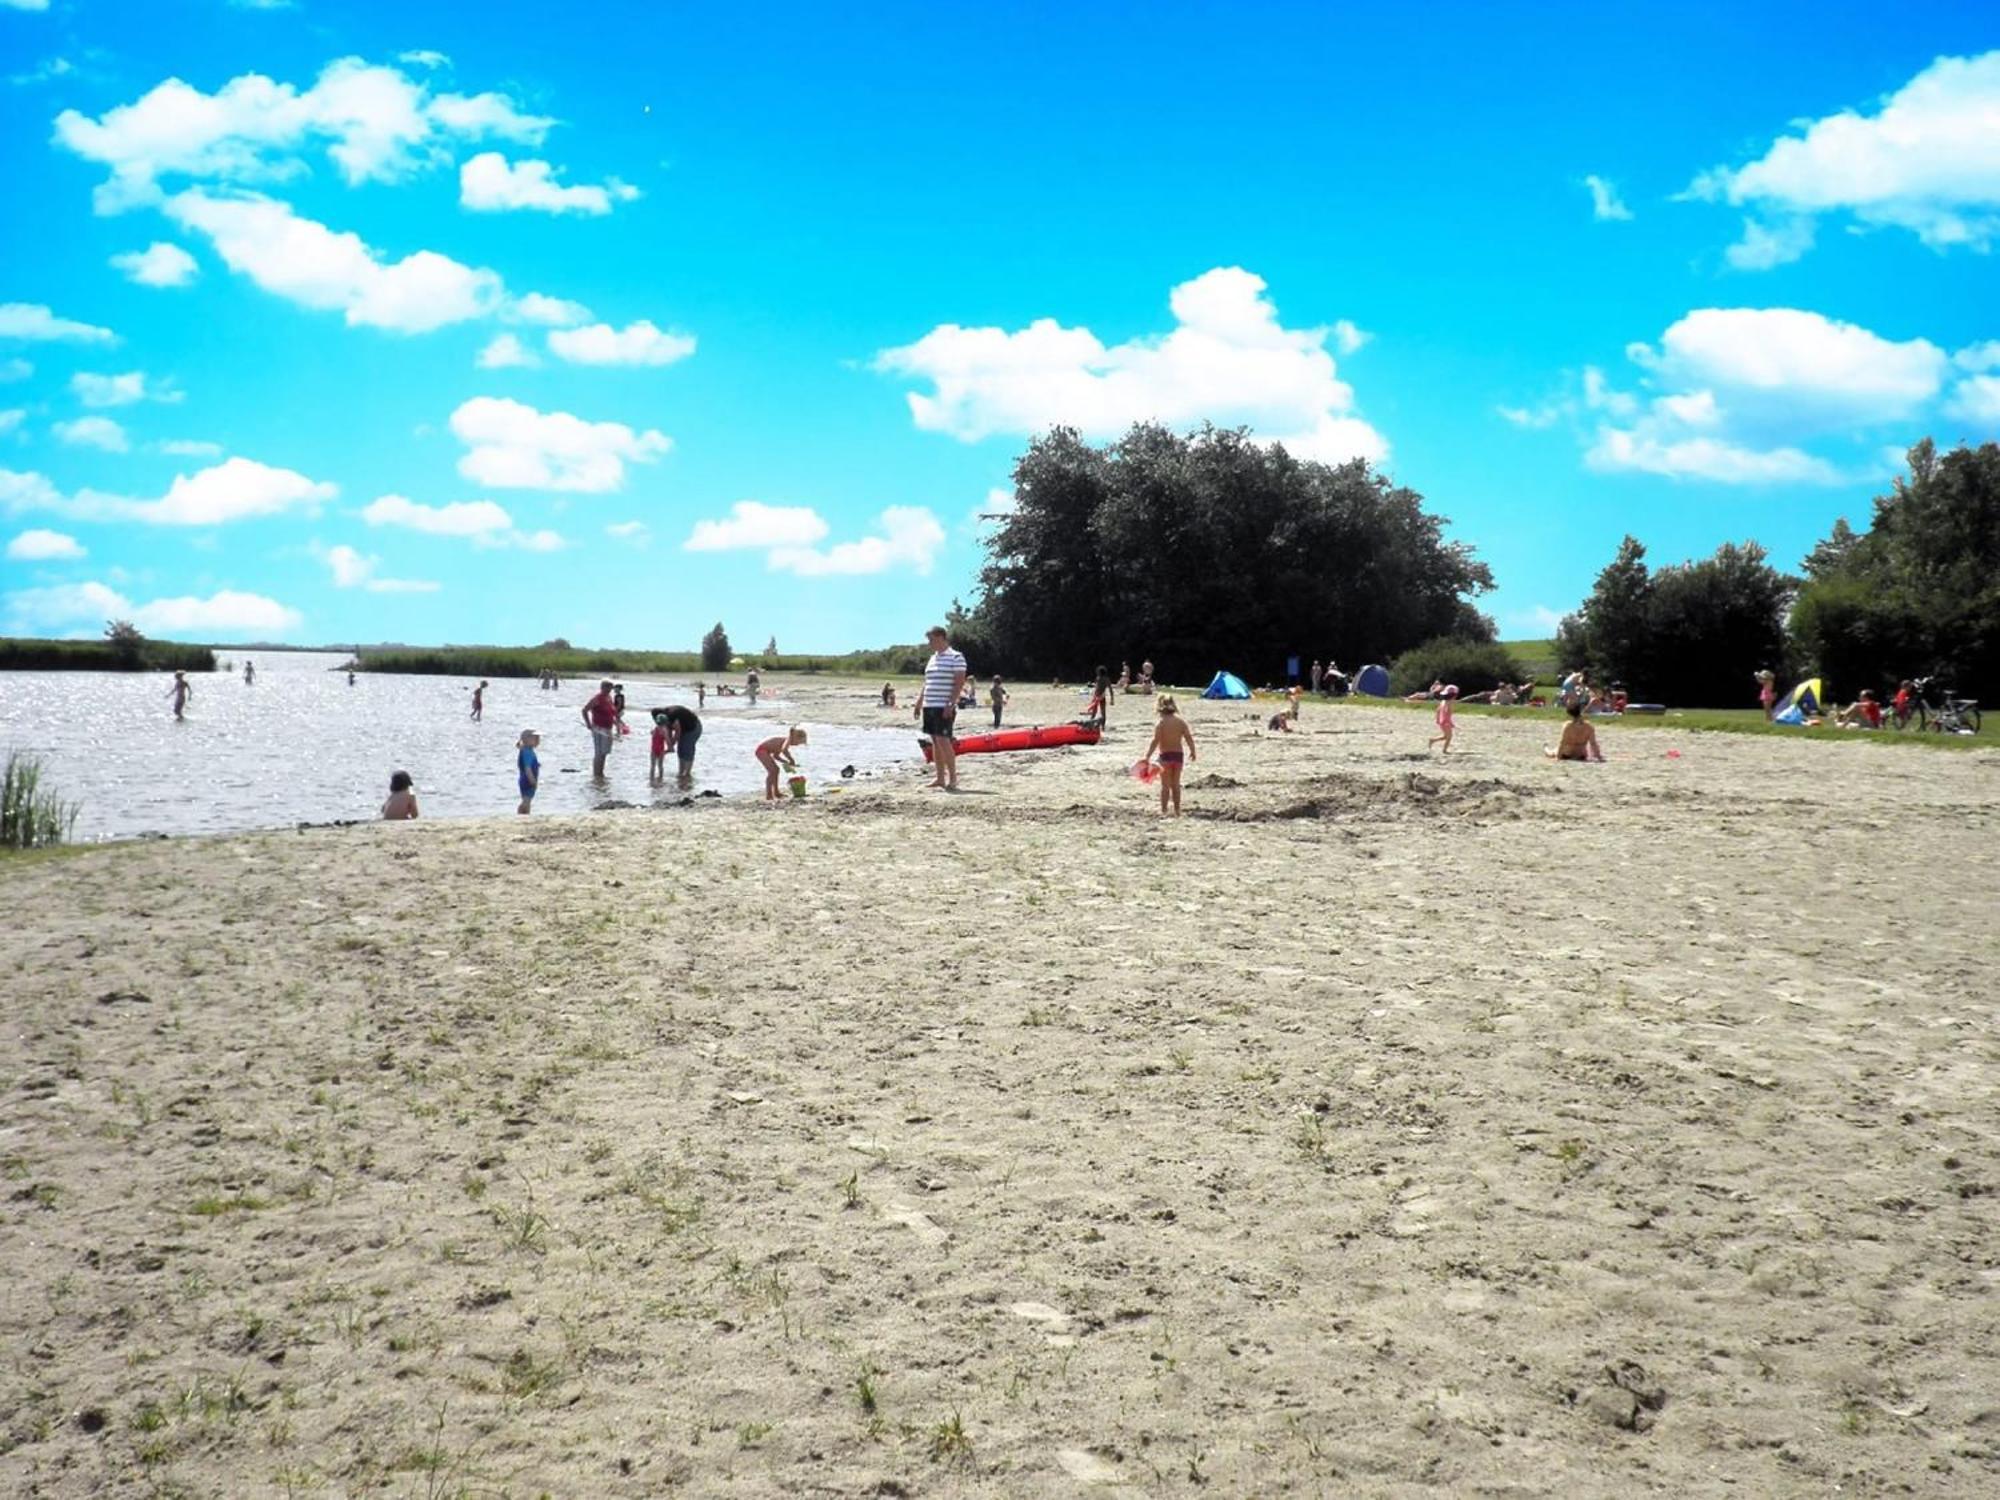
[920,625,968,791]
[582,679,618,779]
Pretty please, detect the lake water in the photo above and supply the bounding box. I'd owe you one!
[0,652,918,840]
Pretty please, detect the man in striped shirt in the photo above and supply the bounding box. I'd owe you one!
[920,624,969,790]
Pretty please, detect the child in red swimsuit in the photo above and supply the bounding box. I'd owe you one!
[1141,695,1198,816]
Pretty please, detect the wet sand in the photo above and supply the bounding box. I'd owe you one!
[2,678,1995,1497]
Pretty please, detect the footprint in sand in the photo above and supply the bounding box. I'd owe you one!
[1056,1448,1121,1485]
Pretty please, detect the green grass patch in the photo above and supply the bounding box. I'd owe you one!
[189,1194,272,1217]
[357,644,933,679]
[0,637,216,673]
[2,753,80,850]
[1342,697,1984,749]
[1496,638,1561,683]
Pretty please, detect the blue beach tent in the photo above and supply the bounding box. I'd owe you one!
[1201,670,1251,700]
[1772,677,1823,725]
[1353,663,1391,697]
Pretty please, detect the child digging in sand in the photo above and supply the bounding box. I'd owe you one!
[1428,684,1458,754]
[755,725,807,800]
[1142,695,1197,816]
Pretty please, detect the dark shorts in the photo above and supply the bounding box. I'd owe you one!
[519,779,536,799]
[922,706,956,741]
[677,725,701,763]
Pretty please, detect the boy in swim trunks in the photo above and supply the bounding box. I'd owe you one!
[1141,695,1198,816]
[517,729,542,813]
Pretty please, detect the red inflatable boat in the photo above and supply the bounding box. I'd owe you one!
[920,722,1101,762]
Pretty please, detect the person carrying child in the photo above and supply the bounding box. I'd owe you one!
[1141,695,1198,816]
[381,770,420,819]
[1543,703,1605,762]
[1428,684,1458,754]
[755,725,807,801]
[517,729,542,813]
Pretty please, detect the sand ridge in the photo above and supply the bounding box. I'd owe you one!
[1,680,1995,1496]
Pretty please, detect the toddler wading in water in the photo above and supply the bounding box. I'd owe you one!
[1142,695,1197,816]
[755,726,807,800]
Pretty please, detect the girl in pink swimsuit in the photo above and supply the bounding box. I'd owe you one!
[1428,684,1458,754]
[1141,695,1198,816]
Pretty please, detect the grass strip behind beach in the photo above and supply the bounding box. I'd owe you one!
[1318,696,1985,750]
[0,637,217,673]
[357,645,930,679]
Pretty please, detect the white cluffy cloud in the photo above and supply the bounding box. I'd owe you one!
[4,579,301,638]
[361,493,513,536]
[684,501,946,577]
[158,439,223,457]
[876,266,1386,464]
[4,456,334,524]
[165,190,504,334]
[7,528,85,560]
[507,292,592,327]
[1584,174,1633,221]
[685,501,828,552]
[361,493,562,551]
[605,519,649,543]
[72,370,181,408]
[55,416,129,452]
[1581,307,1948,483]
[477,333,539,369]
[53,55,554,213]
[547,320,695,367]
[1689,51,2000,264]
[1,1,53,12]
[0,410,25,436]
[1946,375,2000,428]
[460,153,639,215]
[110,241,200,287]
[321,542,438,593]
[0,303,116,344]
[449,397,669,492]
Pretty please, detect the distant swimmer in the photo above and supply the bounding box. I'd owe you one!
[243,660,255,685]
[381,770,420,820]
[347,670,356,686]
[471,679,487,721]
[167,670,192,721]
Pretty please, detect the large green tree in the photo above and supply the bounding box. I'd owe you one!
[1790,439,2000,696]
[1560,538,1794,706]
[966,424,1494,679]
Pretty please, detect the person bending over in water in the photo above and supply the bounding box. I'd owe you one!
[755,725,807,800]
[1543,703,1604,762]
[1142,695,1198,816]
[381,770,420,819]
[166,670,193,720]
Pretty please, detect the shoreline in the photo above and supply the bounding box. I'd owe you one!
[2,692,1995,1496]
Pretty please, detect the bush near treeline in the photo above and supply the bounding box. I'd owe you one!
[1390,637,1523,697]
[1557,440,1999,706]
[953,423,1495,681]
[0,637,217,672]
[356,644,935,679]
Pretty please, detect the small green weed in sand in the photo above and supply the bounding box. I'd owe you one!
[854,1362,881,1414]
[929,1409,972,1462]
[501,1347,562,1401]
[736,1421,773,1448]
[839,1172,862,1209]
[190,1194,270,1217]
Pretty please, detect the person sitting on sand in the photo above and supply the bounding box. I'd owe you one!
[1543,703,1605,762]
[1141,695,1197,816]
[1891,679,1916,728]
[1428,684,1459,753]
[381,770,420,820]
[1266,711,1293,733]
[881,681,897,708]
[755,726,807,801]
[1835,690,1884,729]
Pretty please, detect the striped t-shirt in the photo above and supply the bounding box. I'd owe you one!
[922,648,968,707]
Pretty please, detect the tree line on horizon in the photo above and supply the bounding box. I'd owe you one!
[1560,439,1998,705]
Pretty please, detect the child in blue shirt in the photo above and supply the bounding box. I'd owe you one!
[517,729,541,814]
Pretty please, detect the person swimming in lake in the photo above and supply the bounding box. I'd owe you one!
[381,770,419,820]
[1544,703,1605,762]
[755,725,807,800]
[1141,695,1197,816]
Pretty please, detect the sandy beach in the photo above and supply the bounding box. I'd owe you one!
[2,677,1996,1498]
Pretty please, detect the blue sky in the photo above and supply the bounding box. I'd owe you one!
[2,0,1995,651]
